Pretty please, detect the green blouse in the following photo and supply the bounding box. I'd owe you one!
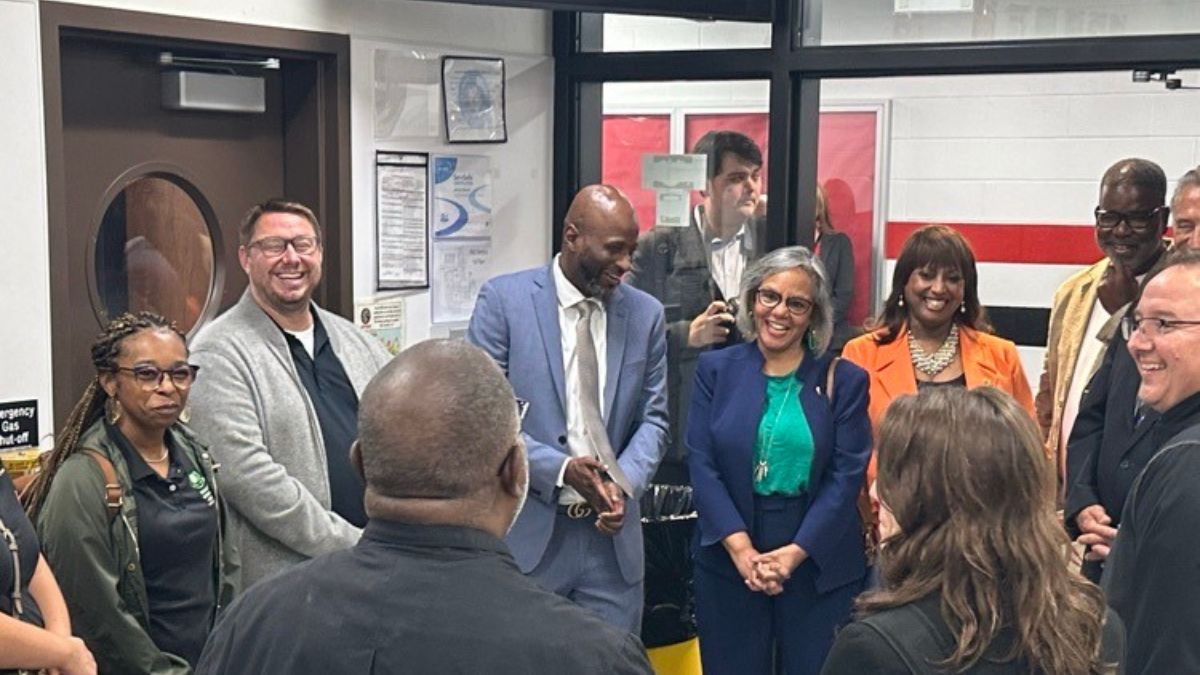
[752,372,815,496]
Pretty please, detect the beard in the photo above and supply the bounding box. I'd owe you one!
[577,256,614,298]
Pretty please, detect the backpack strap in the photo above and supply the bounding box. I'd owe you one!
[861,602,953,674]
[825,356,840,402]
[80,449,122,522]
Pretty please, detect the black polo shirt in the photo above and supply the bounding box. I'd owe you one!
[281,313,367,528]
[108,421,217,666]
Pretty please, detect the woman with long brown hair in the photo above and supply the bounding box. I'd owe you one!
[820,387,1122,674]
[24,312,237,674]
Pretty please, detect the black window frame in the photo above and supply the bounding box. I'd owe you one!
[553,0,1200,254]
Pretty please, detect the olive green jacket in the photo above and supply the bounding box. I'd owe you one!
[36,420,239,675]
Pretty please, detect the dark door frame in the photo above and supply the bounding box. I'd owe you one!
[41,2,351,421]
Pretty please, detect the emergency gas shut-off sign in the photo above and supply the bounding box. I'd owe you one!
[0,400,38,450]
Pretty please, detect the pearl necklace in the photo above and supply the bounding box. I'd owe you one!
[908,323,960,378]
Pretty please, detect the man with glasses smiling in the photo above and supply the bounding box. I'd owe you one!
[1064,167,1200,582]
[188,199,391,588]
[1102,248,1200,675]
[1037,158,1169,496]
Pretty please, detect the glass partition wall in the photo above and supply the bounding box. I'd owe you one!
[554,2,1200,487]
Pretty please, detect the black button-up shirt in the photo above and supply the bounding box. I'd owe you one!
[281,313,367,527]
[109,422,217,666]
[195,520,654,675]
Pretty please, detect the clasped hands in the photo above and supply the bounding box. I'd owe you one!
[724,532,807,596]
[563,457,626,536]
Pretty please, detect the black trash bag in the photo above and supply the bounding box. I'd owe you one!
[640,484,697,649]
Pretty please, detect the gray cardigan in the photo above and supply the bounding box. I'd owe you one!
[188,290,391,588]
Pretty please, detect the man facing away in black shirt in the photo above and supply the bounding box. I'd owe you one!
[196,339,652,675]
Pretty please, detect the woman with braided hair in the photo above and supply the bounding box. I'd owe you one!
[24,312,237,674]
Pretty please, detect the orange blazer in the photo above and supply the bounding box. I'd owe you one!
[842,324,1037,483]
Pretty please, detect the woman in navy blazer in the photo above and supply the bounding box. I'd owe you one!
[687,246,872,675]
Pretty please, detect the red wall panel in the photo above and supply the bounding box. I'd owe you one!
[601,114,671,232]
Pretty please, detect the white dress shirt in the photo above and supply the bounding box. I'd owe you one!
[695,205,752,300]
[551,254,607,505]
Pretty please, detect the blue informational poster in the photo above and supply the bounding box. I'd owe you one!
[432,154,492,239]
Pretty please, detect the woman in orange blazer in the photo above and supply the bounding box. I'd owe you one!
[843,224,1035,484]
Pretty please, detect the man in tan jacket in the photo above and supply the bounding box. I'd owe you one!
[1037,158,1168,493]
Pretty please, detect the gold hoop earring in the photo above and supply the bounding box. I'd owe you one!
[178,406,191,424]
[105,398,123,425]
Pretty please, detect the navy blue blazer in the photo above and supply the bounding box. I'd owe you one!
[686,341,871,593]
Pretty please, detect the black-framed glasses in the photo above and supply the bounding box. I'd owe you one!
[112,364,200,390]
[1094,207,1165,233]
[246,235,321,258]
[755,289,814,315]
[1122,316,1200,340]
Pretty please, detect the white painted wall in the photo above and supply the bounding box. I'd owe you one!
[603,14,770,52]
[0,0,552,443]
[606,0,1200,50]
[351,38,554,344]
[0,0,54,445]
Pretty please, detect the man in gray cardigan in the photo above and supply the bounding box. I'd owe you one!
[189,199,392,588]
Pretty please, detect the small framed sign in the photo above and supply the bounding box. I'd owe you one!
[442,56,507,144]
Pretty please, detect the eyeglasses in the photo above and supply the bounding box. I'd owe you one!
[1094,207,1165,234]
[246,235,321,258]
[755,289,813,316]
[1122,316,1200,340]
[112,364,201,390]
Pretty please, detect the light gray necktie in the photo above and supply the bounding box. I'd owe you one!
[575,301,632,497]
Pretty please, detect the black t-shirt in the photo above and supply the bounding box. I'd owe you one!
[281,313,366,528]
[110,422,218,666]
[0,467,43,626]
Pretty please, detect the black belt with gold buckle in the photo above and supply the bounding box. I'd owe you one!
[558,503,594,519]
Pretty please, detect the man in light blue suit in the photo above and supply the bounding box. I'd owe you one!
[468,185,668,632]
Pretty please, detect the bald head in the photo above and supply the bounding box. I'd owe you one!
[1101,158,1167,205]
[357,339,518,505]
[564,184,636,235]
[559,185,638,298]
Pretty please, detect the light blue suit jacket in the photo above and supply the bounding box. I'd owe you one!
[468,264,669,583]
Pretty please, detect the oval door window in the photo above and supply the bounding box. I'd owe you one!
[94,175,215,333]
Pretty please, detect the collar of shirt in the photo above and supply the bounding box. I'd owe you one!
[694,204,752,256]
[279,309,330,361]
[361,519,509,557]
[104,419,193,482]
[1155,389,1200,447]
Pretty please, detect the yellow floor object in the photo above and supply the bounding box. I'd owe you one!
[647,638,702,675]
